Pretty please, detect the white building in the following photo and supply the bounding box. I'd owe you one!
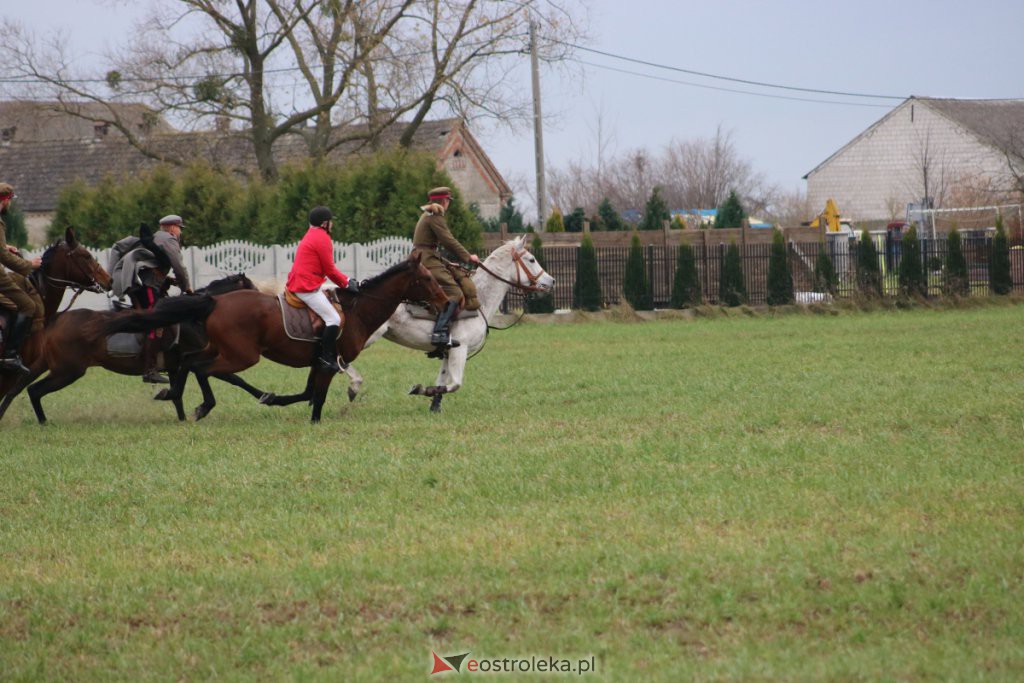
[805,97,1024,224]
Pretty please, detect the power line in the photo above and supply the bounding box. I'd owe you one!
[554,39,908,101]
[572,59,893,108]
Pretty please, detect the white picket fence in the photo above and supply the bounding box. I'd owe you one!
[25,235,415,311]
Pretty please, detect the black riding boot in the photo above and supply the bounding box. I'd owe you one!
[316,325,341,374]
[141,335,169,384]
[0,313,32,375]
[428,300,461,356]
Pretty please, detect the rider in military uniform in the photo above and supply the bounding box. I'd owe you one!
[0,183,42,374]
[410,187,480,356]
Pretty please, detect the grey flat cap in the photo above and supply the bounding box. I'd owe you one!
[159,214,184,227]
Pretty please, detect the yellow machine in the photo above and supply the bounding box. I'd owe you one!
[808,198,842,232]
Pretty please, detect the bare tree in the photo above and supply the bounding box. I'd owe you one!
[905,125,955,210]
[1,0,586,180]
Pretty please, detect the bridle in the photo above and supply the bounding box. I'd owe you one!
[35,243,107,312]
[472,248,548,293]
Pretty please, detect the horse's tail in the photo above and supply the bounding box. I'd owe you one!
[104,296,217,335]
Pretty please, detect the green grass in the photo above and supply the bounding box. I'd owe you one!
[2,307,1023,681]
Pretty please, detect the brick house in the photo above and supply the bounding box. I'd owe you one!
[805,97,1024,224]
[0,101,511,245]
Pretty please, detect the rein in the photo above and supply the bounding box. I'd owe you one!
[470,249,548,293]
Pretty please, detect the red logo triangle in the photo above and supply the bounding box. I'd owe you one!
[431,651,455,675]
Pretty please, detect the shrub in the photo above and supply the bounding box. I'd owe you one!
[48,150,481,248]
[766,228,794,305]
[718,242,746,306]
[564,207,586,233]
[482,197,527,233]
[898,225,926,297]
[813,242,837,295]
[544,207,565,233]
[669,242,701,308]
[990,215,1012,295]
[638,187,669,232]
[856,230,882,297]
[3,202,29,248]
[714,190,745,229]
[623,233,652,310]
[598,198,626,231]
[572,234,602,311]
[943,228,969,297]
[525,232,555,313]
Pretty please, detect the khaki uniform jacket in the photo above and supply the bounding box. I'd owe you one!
[411,209,476,306]
[0,215,39,315]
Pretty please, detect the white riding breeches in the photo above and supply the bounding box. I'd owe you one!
[294,289,341,327]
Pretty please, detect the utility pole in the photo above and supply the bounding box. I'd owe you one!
[530,20,547,231]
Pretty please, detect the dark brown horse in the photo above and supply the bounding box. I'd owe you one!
[17,273,257,425]
[0,228,112,420]
[105,253,448,422]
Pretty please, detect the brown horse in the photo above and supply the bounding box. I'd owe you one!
[104,253,448,422]
[17,273,257,425]
[0,228,112,420]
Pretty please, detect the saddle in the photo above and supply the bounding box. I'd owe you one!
[279,290,345,342]
[404,302,479,321]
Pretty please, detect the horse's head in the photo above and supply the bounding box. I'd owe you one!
[40,227,112,293]
[481,235,554,292]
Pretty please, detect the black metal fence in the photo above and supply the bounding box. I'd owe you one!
[495,237,1024,310]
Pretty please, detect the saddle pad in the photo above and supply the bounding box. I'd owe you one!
[278,293,344,342]
[106,332,144,357]
[105,325,182,358]
[404,303,479,321]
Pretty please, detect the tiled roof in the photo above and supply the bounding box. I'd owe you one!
[920,97,1024,151]
[0,116,504,211]
[0,100,175,141]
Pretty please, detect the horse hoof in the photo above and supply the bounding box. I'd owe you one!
[153,389,170,401]
[408,384,423,396]
[348,388,357,402]
[259,393,276,405]
[194,407,210,421]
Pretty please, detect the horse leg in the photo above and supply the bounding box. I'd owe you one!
[341,362,362,402]
[0,360,47,421]
[422,345,468,413]
[192,371,217,421]
[27,366,86,425]
[259,367,317,407]
[309,371,336,423]
[213,372,271,401]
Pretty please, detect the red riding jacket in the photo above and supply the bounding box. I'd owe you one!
[286,226,350,292]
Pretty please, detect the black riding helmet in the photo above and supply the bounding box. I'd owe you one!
[308,206,333,227]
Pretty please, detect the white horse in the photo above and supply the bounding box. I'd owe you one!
[345,236,554,412]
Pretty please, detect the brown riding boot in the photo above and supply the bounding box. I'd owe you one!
[141,334,169,384]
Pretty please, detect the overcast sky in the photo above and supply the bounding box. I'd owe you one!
[14,0,1024,219]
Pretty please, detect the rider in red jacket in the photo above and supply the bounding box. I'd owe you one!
[286,206,357,373]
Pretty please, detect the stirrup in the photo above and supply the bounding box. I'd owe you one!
[0,355,30,375]
[142,370,170,384]
[315,355,340,374]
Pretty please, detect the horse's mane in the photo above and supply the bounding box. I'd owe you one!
[39,240,62,271]
[360,258,416,289]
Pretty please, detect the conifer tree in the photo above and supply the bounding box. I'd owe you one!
[638,187,670,232]
[669,242,701,308]
[525,232,556,313]
[3,202,29,248]
[714,190,746,229]
[766,228,794,305]
[944,228,969,296]
[563,207,586,232]
[718,242,746,306]
[856,230,882,297]
[623,232,653,310]
[813,241,837,295]
[598,197,626,231]
[898,225,926,297]
[572,233,602,310]
[990,214,1012,295]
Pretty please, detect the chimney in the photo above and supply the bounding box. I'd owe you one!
[0,126,15,144]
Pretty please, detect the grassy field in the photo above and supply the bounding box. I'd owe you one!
[2,305,1023,681]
